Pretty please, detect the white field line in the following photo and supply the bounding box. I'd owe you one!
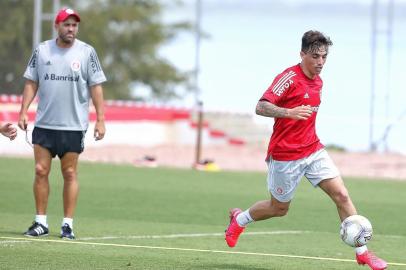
[0,236,405,267]
[78,230,406,241]
[79,230,309,241]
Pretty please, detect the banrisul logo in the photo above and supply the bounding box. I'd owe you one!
[44,73,79,82]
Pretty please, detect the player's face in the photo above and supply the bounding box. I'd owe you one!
[55,17,79,47]
[300,45,328,79]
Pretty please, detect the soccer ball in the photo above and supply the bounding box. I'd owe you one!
[340,215,373,247]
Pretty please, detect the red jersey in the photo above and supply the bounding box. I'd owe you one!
[260,64,324,161]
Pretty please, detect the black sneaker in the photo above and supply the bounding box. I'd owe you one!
[60,223,75,239]
[24,222,49,237]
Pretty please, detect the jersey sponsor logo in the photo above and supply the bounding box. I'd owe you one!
[71,60,81,71]
[44,73,79,82]
[302,105,319,112]
[272,70,296,96]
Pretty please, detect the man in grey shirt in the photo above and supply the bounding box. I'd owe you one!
[18,8,106,239]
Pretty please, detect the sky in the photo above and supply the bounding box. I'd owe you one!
[154,0,406,154]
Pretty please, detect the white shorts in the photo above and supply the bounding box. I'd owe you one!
[267,148,340,202]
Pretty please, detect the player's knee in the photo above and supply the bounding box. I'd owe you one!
[273,204,289,217]
[276,208,289,217]
[62,167,77,182]
[35,164,50,178]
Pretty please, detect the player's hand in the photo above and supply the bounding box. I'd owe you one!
[94,120,105,141]
[287,105,313,120]
[0,123,17,140]
[18,113,28,131]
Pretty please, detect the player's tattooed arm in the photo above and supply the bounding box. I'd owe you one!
[255,100,288,118]
[255,100,313,120]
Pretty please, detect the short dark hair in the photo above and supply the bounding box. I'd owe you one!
[301,30,333,53]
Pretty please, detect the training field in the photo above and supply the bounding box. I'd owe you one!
[0,157,405,270]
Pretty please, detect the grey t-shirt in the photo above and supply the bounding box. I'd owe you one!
[24,39,107,131]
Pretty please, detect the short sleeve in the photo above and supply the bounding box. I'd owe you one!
[260,69,296,105]
[23,48,39,82]
[87,47,107,86]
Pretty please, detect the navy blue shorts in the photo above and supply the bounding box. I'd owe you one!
[32,127,86,158]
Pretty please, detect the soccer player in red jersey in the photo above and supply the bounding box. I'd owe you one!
[225,30,387,270]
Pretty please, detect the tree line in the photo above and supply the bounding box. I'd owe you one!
[0,0,193,101]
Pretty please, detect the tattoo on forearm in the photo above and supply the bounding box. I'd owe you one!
[256,101,288,118]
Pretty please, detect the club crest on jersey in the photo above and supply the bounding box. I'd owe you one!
[272,70,296,96]
[71,60,81,71]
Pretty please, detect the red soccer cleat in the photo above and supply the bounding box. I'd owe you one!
[356,250,387,270]
[225,208,245,248]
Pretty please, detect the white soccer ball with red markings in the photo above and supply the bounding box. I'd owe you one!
[340,215,373,247]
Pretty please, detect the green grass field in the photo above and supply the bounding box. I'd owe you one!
[1,157,405,270]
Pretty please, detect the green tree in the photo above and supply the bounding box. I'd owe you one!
[0,1,34,94]
[0,0,191,101]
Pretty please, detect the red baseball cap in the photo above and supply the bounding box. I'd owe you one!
[55,8,81,24]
